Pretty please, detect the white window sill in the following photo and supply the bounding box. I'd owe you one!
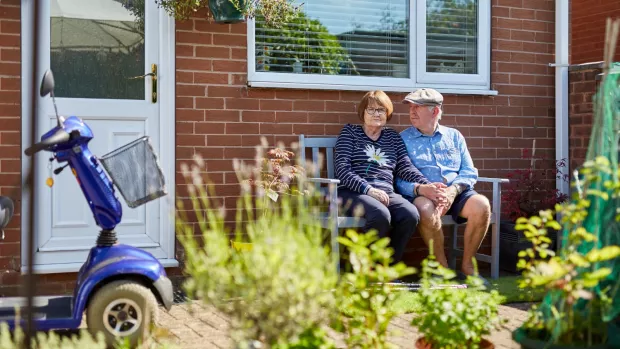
[20,258,180,275]
[247,80,499,96]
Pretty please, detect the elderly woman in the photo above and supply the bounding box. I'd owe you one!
[335,90,433,263]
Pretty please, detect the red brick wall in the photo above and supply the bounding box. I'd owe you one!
[0,0,561,294]
[0,0,22,296]
[175,1,559,272]
[571,0,620,64]
[0,1,85,297]
[568,63,603,173]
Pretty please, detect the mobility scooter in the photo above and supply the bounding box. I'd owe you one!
[0,69,173,347]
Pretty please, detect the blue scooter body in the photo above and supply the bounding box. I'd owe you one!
[41,116,122,230]
[2,113,173,331]
[3,244,172,331]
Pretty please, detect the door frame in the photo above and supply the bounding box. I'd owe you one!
[20,0,178,273]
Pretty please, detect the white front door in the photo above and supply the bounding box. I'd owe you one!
[21,0,177,271]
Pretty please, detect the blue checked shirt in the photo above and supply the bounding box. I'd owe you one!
[395,125,478,199]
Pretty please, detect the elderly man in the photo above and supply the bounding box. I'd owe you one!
[395,88,491,280]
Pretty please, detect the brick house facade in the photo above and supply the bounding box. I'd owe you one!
[0,0,594,295]
[568,62,603,173]
[568,0,619,174]
[570,0,620,65]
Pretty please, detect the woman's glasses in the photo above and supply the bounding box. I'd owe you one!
[366,107,387,115]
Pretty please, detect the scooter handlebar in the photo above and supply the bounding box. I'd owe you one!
[24,129,71,156]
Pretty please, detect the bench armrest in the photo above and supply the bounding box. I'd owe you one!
[477,177,509,184]
[304,178,340,236]
[304,178,339,209]
[306,177,340,184]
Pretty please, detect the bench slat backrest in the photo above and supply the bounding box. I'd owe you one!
[298,135,338,179]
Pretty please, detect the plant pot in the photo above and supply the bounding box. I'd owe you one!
[415,336,494,349]
[209,0,245,24]
[512,327,612,349]
[499,221,532,273]
[499,221,559,274]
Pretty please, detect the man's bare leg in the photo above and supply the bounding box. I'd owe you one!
[458,194,491,275]
[413,196,448,267]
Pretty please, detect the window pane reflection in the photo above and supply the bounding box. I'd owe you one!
[255,0,409,78]
[426,0,478,74]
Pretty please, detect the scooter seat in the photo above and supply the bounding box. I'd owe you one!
[0,196,14,230]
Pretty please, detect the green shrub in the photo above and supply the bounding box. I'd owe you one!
[335,230,416,349]
[516,156,620,346]
[410,245,504,349]
[176,152,338,349]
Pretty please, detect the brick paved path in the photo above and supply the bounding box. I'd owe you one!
[151,302,531,349]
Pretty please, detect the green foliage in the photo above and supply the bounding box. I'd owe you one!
[410,245,504,349]
[176,152,338,348]
[272,327,336,349]
[255,11,358,75]
[516,156,620,346]
[0,317,177,349]
[334,230,415,349]
[155,0,207,20]
[0,322,107,349]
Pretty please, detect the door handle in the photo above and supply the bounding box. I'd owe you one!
[128,64,157,103]
[128,73,155,79]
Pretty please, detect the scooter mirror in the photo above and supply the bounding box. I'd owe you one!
[39,70,55,97]
[0,196,14,231]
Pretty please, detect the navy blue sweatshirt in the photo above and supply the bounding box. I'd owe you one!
[334,124,430,195]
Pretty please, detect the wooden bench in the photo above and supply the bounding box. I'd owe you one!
[298,134,509,279]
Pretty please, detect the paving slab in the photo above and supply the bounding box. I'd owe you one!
[151,301,531,349]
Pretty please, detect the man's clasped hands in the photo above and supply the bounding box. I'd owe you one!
[367,182,458,216]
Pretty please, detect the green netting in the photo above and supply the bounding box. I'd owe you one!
[583,63,619,334]
[581,62,620,323]
[536,62,620,344]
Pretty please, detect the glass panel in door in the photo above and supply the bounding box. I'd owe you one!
[49,0,145,99]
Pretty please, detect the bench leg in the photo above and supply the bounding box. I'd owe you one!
[331,223,340,274]
[491,182,501,279]
[490,221,499,279]
[449,224,458,270]
[327,182,340,274]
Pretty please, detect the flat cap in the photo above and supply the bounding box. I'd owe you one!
[402,88,443,106]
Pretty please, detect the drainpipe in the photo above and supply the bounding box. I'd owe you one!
[553,0,570,196]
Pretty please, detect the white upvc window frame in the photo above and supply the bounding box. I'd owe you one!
[247,0,496,95]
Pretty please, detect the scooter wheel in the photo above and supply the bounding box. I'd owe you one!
[86,280,159,348]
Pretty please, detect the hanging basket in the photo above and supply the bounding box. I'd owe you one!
[209,0,245,24]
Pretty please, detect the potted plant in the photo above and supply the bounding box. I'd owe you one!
[208,0,245,23]
[176,150,338,349]
[410,243,504,349]
[500,139,569,273]
[155,0,301,26]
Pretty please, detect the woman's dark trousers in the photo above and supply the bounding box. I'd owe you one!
[338,188,420,263]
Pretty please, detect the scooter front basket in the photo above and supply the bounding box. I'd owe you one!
[99,136,167,208]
